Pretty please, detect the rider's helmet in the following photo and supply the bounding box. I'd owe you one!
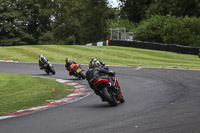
[39,54,43,58]
[66,58,70,63]
[89,60,100,68]
[91,58,97,61]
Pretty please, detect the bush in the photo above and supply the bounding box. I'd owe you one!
[38,31,55,45]
[134,15,200,47]
[65,35,76,45]
[0,31,35,46]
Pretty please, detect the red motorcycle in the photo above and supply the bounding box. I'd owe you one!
[67,64,85,79]
[93,76,124,106]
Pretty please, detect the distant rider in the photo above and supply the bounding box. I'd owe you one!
[39,54,48,70]
[65,58,77,76]
[86,59,124,102]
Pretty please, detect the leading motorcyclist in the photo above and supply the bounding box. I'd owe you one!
[39,54,48,70]
[90,58,109,70]
[86,59,124,102]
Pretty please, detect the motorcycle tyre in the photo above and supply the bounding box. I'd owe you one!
[79,71,85,79]
[119,96,125,103]
[102,87,118,107]
[45,70,49,75]
[49,66,56,75]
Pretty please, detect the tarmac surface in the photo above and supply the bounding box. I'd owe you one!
[0,62,200,133]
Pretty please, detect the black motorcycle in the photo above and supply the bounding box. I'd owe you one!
[41,61,56,75]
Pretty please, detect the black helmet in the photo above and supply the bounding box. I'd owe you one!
[66,58,70,62]
[89,60,100,68]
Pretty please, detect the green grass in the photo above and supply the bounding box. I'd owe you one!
[0,73,74,115]
[0,45,200,114]
[0,45,200,69]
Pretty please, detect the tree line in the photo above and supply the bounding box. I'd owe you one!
[0,0,114,45]
[1,0,200,46]
[116,0,200,46]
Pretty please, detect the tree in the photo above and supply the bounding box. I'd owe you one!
[1,0,116,45]
[17,0,54,44]
[0,0,54,45]
[133,15,200,46]
[119,0,153,22]
[52,0,84,44]
[0,0,34,45]
[80,0,115,44]
[146,0,200,18]
[119,0,200,22]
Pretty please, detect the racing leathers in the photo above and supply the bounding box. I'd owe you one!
[65,60,77,75]
[39,56,48,70]
[86,67,116,97]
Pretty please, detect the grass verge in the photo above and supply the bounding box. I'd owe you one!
[0,73,74,115]
[0,45,200,69]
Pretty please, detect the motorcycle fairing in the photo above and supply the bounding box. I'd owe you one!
[93,78,109,90]
[69,64,76,70]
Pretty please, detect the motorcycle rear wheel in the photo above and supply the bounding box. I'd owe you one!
[45,70,49,75]
[119,96,125,103]
[49,66,56,75]
[102,87,118,107]
[79,71,85,79]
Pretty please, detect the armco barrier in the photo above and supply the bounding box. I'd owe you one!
[109,40,200,55]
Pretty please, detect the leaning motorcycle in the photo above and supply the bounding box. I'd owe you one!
[42,61,56,75]
[68,64,85,79]
[92,76,124,106]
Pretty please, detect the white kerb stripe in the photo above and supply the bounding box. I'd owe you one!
[0,116,13,120]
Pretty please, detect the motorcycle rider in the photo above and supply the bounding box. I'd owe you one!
[91,58,105,66]
[86,59,124,102]
[39,54,48,70]
[90,58,109,70]
[65,58,77,76]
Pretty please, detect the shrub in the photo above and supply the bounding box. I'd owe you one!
[134,15,200,46]
[38,31,55,45]
[65,35,76,45]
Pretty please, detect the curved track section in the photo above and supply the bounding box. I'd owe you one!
[0,62,200,133]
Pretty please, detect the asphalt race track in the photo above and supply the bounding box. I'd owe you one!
[0,62,200,133]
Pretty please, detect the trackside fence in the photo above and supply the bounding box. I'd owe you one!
[109,40,200,55]
[86,41,108,46]
[85,40,200,56]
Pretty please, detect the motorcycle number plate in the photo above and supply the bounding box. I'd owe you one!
[76,68,81,73]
